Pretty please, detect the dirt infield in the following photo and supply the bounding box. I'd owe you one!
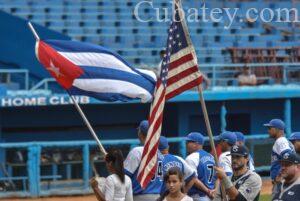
[6,180,272,201]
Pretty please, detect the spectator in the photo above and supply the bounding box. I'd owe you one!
[158,168,193,201]
[272,152,300,200]
[91,149,133,201]
[213,145,262,201]
[237,66,257,86]
[289,132,300,154]
[155,50,166,77]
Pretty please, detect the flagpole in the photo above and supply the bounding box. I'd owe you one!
[28,22,40,41]
[27,22,107,155]
[69,94,107,155]
[197,84,227,201]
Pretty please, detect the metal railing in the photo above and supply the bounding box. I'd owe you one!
[28,62,300,91]
[0,69,29,90]
[0,135,271,198]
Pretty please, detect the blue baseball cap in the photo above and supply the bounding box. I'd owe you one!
[215,131,237,145]
[159,136,169,151]
[289,132,300,141]
[263,119,285,130]
[235,132,245,143]
[185,132,204,145]
[137,120,149,135]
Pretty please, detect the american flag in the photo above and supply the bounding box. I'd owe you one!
[137,0,203,188]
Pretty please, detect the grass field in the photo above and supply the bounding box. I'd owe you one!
[259,194,271,201]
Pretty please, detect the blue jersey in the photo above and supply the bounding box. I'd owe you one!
[270,137,295,180]
[160,154,196,194]
[186,149,216,197]
[124,146,164,194]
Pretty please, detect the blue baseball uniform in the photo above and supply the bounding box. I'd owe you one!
[160,154,196,194]
[124,146,163,196]
[186,149,216,197]
[271,137,295,180]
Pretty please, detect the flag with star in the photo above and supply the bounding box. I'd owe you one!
[137,0,203,188]
[35,40,156,102]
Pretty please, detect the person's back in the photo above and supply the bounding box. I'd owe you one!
[161,153,195,194]
[124,146,163,196]
[103,174,133,201]
[271,136,294,180]
[187,149,216,197]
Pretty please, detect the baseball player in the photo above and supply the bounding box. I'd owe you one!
[124,120,163,201]
[234,131,255,171]
[215,131,237,176]
[185,132,217,201]
[213,145,262,201]
[263,118,295,194]
[158,136,197,195]
[289,132,300,154]
[272,152,300,201]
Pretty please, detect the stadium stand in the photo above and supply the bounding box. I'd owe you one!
[1,0,300,85]
[0,0,300,198]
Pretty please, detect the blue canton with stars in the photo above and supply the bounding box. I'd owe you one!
[160,4,189,87]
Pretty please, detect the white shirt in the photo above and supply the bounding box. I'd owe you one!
[124,146,143,175]
[100,174,133,201]
[219,151,232,176]
[163,195,193,201]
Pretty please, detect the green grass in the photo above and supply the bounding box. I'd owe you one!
[259,194,271,201]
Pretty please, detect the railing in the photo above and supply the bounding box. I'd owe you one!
[0,135,271,198]
[0,69,29,90]
[29,62,300,91]
[200,62,300,87]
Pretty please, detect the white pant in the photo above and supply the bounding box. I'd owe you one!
[190,194,211,201]
[133,194,159,201]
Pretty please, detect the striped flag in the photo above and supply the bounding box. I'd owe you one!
[35,40,156,103]
[137,0,203,188]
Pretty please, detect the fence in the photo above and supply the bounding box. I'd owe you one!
[0,135,271,198]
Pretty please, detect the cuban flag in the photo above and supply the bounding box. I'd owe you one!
[35,40,157,102]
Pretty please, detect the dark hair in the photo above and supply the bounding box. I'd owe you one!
[105,149,125,183]
[157,168,184,201]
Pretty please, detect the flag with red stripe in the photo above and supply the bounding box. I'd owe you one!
[137,0,203,188]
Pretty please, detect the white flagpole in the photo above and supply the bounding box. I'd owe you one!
[27,22,107,155]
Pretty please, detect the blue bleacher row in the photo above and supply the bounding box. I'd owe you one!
[1,0,300,66]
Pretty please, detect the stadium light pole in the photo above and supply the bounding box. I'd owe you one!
[27,22,107,155]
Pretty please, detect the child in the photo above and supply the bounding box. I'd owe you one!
[159,168,193,201]
[91,149,133,201]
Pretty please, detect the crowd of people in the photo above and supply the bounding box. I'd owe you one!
[90,118,300,201]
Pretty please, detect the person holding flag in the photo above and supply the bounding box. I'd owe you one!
[124,120,163,201]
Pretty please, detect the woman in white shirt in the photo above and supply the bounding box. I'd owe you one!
[158,168,193,201]
[91,149,133,201]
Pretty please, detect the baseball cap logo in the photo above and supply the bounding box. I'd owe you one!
[283,153,289,159]
[232,145,238,152]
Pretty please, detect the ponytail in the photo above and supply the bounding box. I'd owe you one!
[105,149,125,183]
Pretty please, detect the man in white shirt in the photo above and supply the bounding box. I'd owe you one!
[215,131,237,176]
[124,120,163,201]
[237,66,257,86]
[263,118,295,197]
